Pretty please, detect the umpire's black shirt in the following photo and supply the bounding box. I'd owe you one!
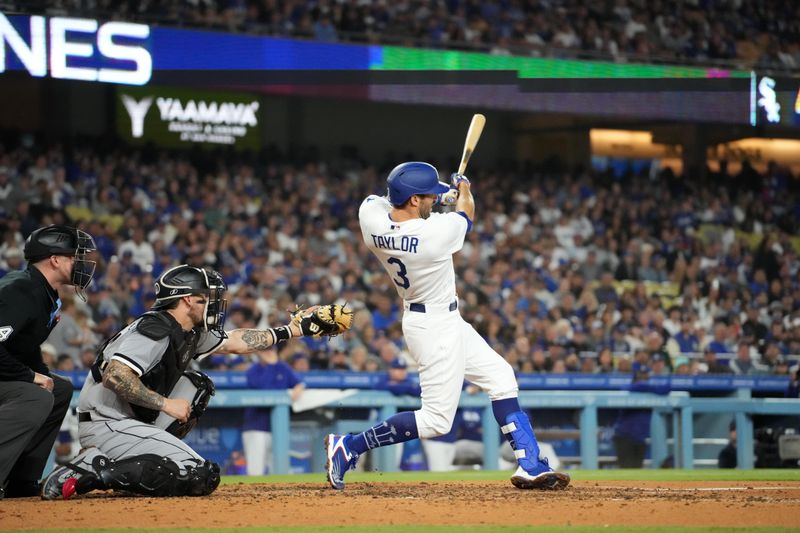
[0,265,61,381]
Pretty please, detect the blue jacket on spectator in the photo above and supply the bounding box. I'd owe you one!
[613,366,671,444]
[674,332,700,354]
[242,360,302,432]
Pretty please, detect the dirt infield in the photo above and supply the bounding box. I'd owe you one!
[2,480,799,530]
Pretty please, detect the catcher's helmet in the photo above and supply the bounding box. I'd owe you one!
[24,224,97,294]
[386,162,449,206]
[152,265,228,333]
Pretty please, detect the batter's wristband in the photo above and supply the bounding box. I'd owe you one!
[271,325,293,343]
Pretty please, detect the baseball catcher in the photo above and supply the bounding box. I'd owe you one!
[41,264,352,500]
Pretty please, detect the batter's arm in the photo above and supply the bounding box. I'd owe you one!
[455,181,475,222]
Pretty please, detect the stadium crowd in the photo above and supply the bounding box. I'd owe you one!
[18,0,800,71]
[0,138,798,379]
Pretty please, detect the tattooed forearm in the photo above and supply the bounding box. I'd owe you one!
[237,329,276,351]
[102,360,165,411]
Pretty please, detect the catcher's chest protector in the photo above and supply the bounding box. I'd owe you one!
[131,312,202,423]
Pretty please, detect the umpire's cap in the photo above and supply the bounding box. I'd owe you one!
[387,162,449,206]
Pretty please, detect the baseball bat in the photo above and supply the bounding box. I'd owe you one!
[457,113,486,175]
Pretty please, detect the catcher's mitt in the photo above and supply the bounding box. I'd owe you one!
[290,304,354,337]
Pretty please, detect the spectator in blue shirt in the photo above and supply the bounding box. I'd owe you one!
[241,346,305,475]
[371,293,399,333]
[749,269,769,297]
[705,322,733,356]
[608,324,631,354]
[594,271,619,305]
[613,361,670,468]
[673,319,700,354]
[787,367,799,399]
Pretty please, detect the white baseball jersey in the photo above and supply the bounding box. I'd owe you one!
[359,194,518,441]
[358,195,470,305]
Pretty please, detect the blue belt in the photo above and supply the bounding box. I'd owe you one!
[408,301,458,313]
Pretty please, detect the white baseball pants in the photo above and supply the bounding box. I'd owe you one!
[402,305,518,439]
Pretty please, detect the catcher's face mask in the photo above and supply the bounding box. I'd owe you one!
[201,269,228,334]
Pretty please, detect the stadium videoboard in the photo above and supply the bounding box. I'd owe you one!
[0,11,787,126]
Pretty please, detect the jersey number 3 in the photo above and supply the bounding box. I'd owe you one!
[387,258,410,289]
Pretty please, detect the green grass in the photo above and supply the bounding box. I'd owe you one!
[222,468,800,485]
[21,526,797,533]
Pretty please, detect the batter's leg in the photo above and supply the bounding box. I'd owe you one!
[325,312,466,489]
[325,411,419,490]
[461,322,570,490]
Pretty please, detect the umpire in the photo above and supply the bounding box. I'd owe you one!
[0,224,96,498]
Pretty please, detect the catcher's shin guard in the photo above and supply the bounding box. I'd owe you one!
[500,411,542,473]
[96,455,221,497]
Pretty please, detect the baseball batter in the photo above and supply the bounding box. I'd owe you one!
[325,161,570,490]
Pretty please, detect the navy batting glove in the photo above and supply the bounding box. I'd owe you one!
[451,173,470,187]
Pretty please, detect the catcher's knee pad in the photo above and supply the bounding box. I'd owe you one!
[97,454,182,496]
[501,411,541,472]
[183,460,221,496]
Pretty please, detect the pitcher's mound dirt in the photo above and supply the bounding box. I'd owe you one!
[2,480,798,530]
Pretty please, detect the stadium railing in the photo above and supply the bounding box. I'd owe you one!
[66,375,799,474]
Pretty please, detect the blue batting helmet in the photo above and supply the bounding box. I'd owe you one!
[386,162,450,206]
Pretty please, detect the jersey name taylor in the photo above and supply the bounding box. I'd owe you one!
[359,195,468,305]
[370,235,420,253]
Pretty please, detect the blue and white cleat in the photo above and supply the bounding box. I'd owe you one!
[510,459,570,490]
[325,434,359,490]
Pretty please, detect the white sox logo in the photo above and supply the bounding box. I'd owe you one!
[0,325,13,342]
